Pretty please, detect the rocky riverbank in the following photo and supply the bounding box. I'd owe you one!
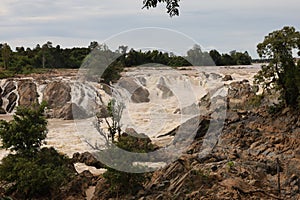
[41,80,299,200]
[4,66,299,199]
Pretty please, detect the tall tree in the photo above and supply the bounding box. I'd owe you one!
[255,26,300,107]
[209,49,222,65]
[1,43,12,70]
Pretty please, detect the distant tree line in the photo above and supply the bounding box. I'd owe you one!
[209,49,252,66]
[0,41,90,72]
[0,41,252,82]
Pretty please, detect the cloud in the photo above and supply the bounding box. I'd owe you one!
[0,0,299,58]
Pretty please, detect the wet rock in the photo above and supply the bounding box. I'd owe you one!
[157,115,210,139]
[6,92,17,113]
[157,77,174,99]
[17,80,39,107]
[209,73,222,80]
[222,74,233,81]
[117,77,150,103]
[137,76,147,86]
[0,107,5,114]
[101,84,112,95]
[43,81,71,108]
[53,103,88,120]
[131,87,150,103]
[72,152,105,169]
[2,81,16,97]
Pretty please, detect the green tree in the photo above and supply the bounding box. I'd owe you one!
[142,0,180,16]
[0,103,47,156]
[255,26,300,107]
[0,148,73,198]
[209,49,222,66]
[0,104,74,198]
[1,43,12,70]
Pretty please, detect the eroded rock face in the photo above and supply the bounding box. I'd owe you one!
[43,81,71,108]
[2,81,16,97]
[53,103,88,120]
[17,80,39,107]
[6,92,17,113]
[0,81,18,113]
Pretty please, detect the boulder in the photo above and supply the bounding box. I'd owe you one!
[131,87,150,103]
[43,81,71,108]
[17,80,39,107]
[72,152,105,169]
[222,74,233,81]
[117,77,150,103]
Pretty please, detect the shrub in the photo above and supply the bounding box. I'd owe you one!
[0,148,74,198]
[0,103,47,156]
[0,104,74,198]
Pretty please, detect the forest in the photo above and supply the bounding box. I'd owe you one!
[0,41,252,79]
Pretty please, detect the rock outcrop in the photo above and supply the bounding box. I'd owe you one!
[17,80,39,107]
[117,77,150,103]
[72,152,105,169]
[0,80,18,113]
[0,77,98,119]
[88,81,300,200]
[43,81,71,108]
[222,74,233,81]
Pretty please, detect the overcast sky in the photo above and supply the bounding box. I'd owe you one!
[1,0,299,58]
